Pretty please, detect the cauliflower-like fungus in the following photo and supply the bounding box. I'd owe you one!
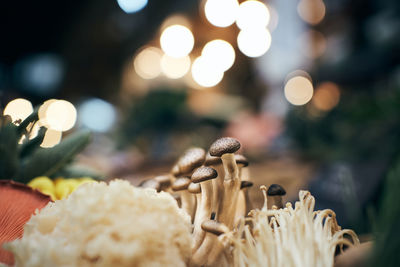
[6,180,192,267]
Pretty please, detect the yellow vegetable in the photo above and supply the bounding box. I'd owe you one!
[55,179,79,200]
[28,176,55,193]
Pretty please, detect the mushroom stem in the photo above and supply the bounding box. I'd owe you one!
[217,153,241,229]
[273,195,283,209]
[192,180,213,252]
[181,191,195,219]
[212,165,224,215]
[191,220,230,266]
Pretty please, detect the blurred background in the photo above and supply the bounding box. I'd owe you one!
[0,0,399,234]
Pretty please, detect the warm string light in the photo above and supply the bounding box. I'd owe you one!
[191,56,224,88]
[133,47,163,80]
[236,0,272,58]
[133,0,279,87]
[204,0,239,27]
[312,82,340,111]
[284,74,314,106]
[160,25,194,58]
[161,55,191,79]
[3,98,33,123]
[297,0,326,25]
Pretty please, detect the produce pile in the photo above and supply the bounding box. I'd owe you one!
[1,137,360,267]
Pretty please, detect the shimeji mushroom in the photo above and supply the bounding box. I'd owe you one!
[267,184,286,209]
[235,180,254,224]
[191,167,218,252]
[153,174,173,191]
[188,182,202,228]
[209,137,241,229]
[234,155,251,223]
[172,177,194,218]
[173,148,206,177]
[138,179,161,192]
[204,153,224,216]
[192,138,241,266]
[171,148,206,221]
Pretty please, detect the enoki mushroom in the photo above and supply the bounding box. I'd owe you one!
[219,189,360,267]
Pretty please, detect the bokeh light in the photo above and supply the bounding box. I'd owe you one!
[299,30,327,58]
[297,0,326,25]
[79,98,117,133]
[116,0,148,13]
[202,39,235,72]
[284,76,314,106]
[204,0,239,28]
[15,54,63,95]
[236,0,270,30]
[312,82,340,111]
[38,99,57,127]
[161,54,191,79]
[133,47,163,79]
[3,98,33,123]
[191,56,224,88]
[237,28,271,58]
[45,100,77,131]
[40,129,62,148]
[160,25,194,58]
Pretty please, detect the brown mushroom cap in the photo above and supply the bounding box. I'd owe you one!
[240,180,253,189]
[191,167,218,183]
[204,153,222,166]
[209,137,241,157]
[176,147,206,176]
[188,182,201,194]
[201,220,230,236]
[154,174,172,187]
[235,154,249,167]
[267,184,286,196]
[171,177,191,191]
[138,179,161,192]
[171,164,180,177]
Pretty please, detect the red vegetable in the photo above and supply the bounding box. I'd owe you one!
[0,180,51,265]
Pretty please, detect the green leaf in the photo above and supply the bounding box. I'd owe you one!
[15,130,92,183]
[17,108,39,137]
[19,127,46,159]
[0,122,19,179]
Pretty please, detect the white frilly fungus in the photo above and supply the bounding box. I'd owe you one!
[7,180,192,267]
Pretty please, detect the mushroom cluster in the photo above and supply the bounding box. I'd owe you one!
[140,137,254,266]
[141,137,359,267]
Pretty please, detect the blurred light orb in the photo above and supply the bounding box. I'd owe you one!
[299,30,327,58]
[134,47,162,79]
[236,0,270,30]
[191,57,224,88]
[79,98,116,133]
[237,28,271,57]
[40,129,62,148]
[117,0,148,13]
[161,54,191,79]
[38,99,57,127]
[204,0,239,28]
[313,82,340,111]
[45,100,77,131]
[284,76,314,106]
[160,25,194,58]
[202,39,235,72]
[3,98,33,123]
[297,0,326,25]
[16,54,64,95]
